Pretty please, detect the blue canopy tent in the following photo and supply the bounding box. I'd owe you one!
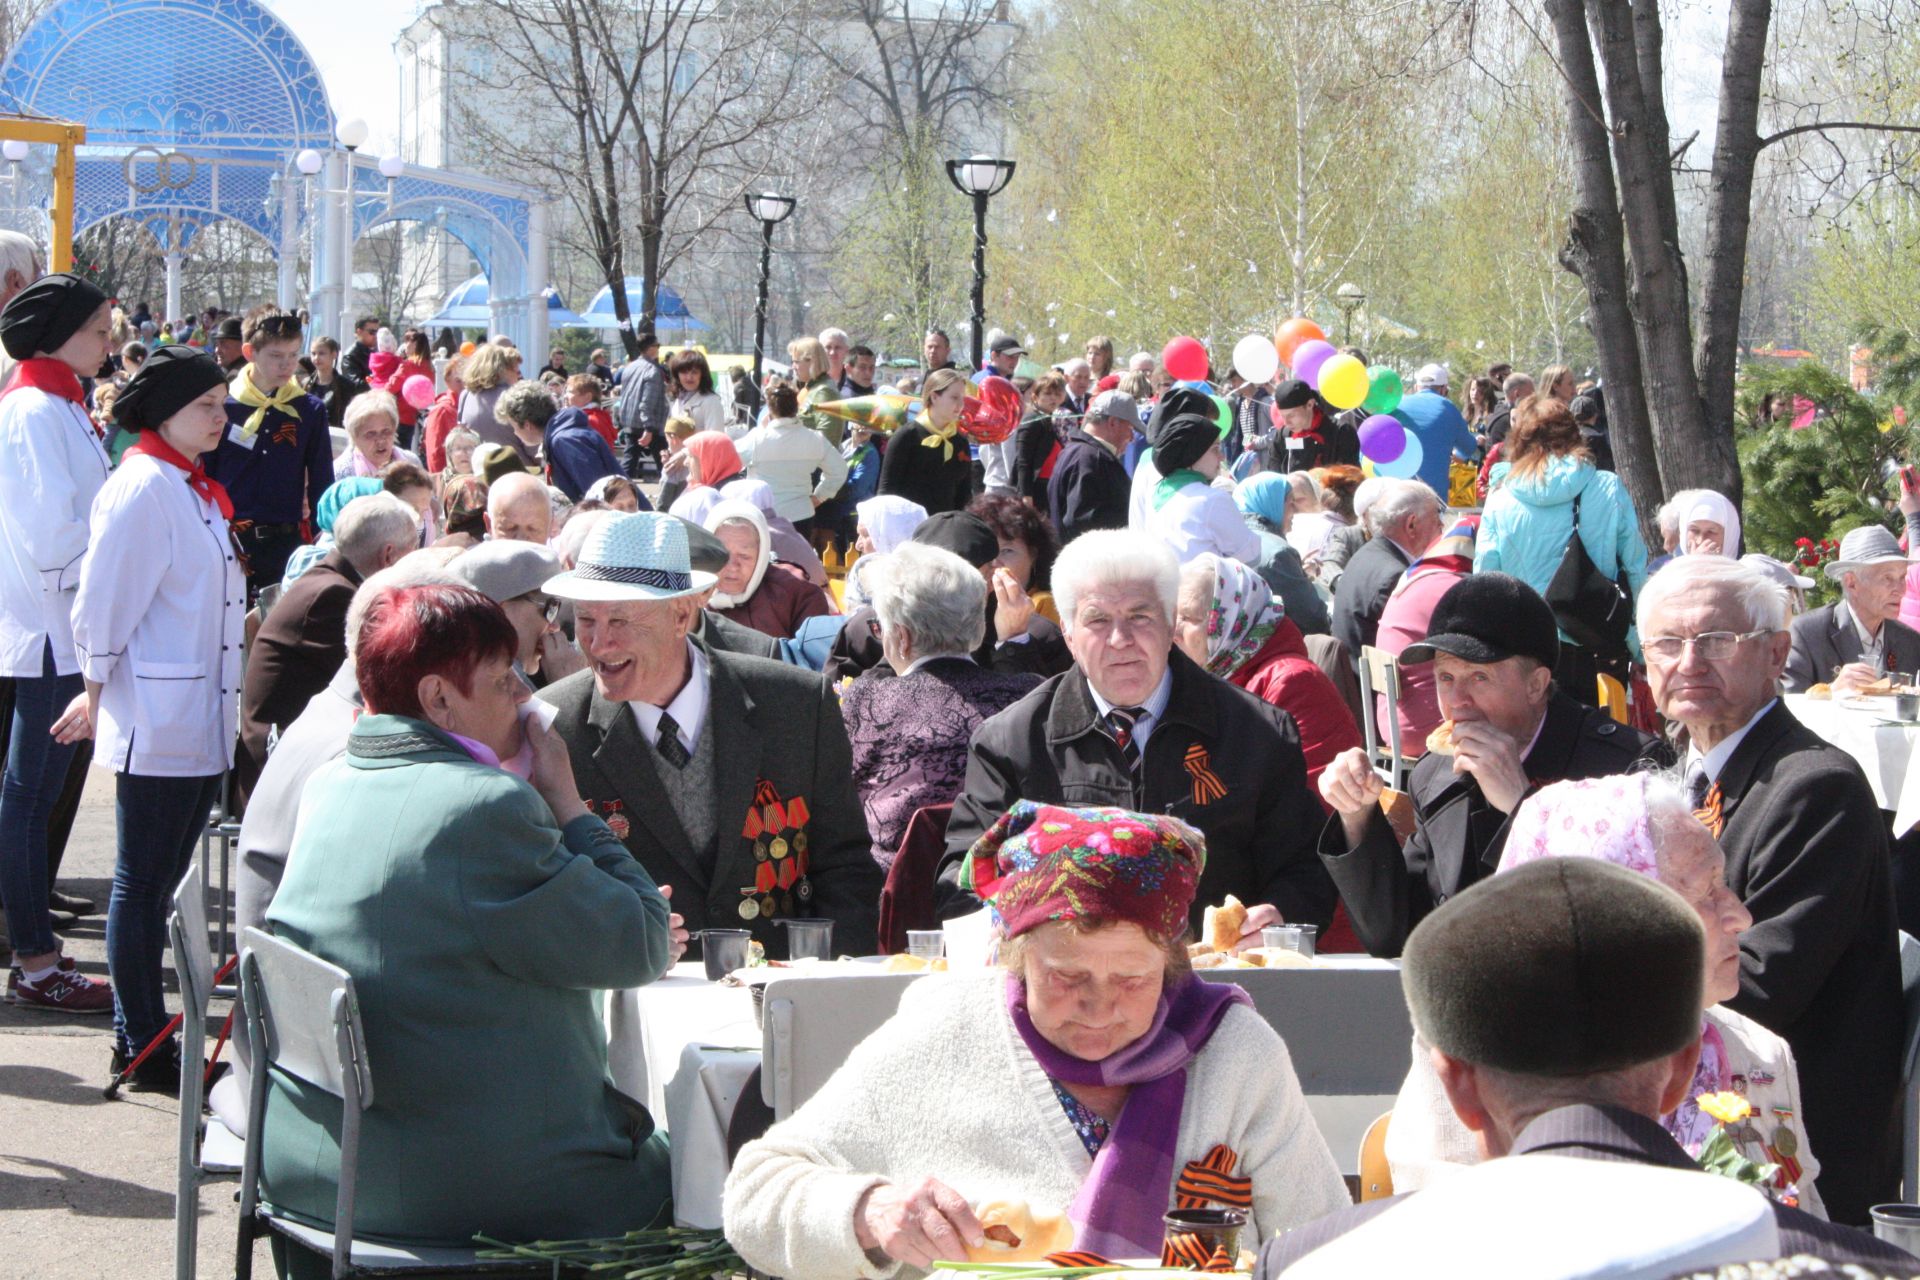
[580,278,707,332]
[424,275,594,330]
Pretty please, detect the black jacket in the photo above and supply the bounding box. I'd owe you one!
[1331,536,1414,667]
[1710,700,1904,1223]
[935,648,1337,934]
[1048,430,1132,544]
[826,605,1070,684]
[1255,1105,1918,1277]
[538,644,882,955]
[1319,692,1667,958]
[1013,410,1062,506]
[878,421,973,515]
[338,339,375,386]
[1783,602,1920,693]
[692,609,781,661]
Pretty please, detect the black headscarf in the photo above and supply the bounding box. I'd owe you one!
[911,510,999,569]
[113,345,229,431]
[0,272,107,360]
[1147,385,1220,474]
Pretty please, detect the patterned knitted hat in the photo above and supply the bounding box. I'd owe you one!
[962,801,1206,940]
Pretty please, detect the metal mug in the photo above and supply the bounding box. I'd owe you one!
[778,917,835,961]
[1870,1204,1920,1254]
[1897,692,1920,722]
[699,928,752,981]
[1162,1207,1247,1268]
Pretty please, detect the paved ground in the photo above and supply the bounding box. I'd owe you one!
[0,763,276,1277]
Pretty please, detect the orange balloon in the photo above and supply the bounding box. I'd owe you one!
[459,341,477,356]
[1274,317,1327,365]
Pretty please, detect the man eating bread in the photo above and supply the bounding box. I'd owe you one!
[1315,573,1666,956]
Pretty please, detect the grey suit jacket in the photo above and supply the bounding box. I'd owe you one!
[537,640,881,955]
[1783,602,1920,692]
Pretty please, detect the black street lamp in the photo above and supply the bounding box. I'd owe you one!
[745,190,795,384]
[1335,281,1366,347]
[945,154,1015,373]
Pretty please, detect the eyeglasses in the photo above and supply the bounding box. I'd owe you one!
[1642,629,1776,665]
[542,597,563,623]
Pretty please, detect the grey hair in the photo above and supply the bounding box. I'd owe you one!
[1285,470,1322,513]
[1636,554,1787,633]
[487,470,548,516]
[495,378,557,429]
[0,230,41,288]
[871,542,987,659]
[817,327,850,347]
[1655,491,1692,540]
[343,390,399,440]
[1364,479,1440,538]
[333,492,421,572]
[343,555,463,664]
[443,427,481,455]
[1501,372,1535,402]
[555,507,613,568]
[1061,357,1091,377]
[1053,530,1180,634]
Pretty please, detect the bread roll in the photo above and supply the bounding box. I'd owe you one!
[964,1201,1074,1263]
[1806,683,1832,700]
[1426,720,1457,756]
[1203,895,1247,955]
[882,953,928,973]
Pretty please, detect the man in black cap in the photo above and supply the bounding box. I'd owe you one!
[986,333,1023,380]
[827,510,1069,680]
[1269,378,1350,471]
[1255,859,1916,1276]
[1317,572,1664,957]
[212,315,245,374]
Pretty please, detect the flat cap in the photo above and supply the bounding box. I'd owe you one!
[1402,571,1560,671]
[1403,857,1705,1076]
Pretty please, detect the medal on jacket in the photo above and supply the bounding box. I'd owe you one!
[586,798,631,841]
[1766,1107,1804,1186]
[741,779,811,919]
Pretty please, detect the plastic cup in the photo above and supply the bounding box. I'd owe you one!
[1260,923,1318,959]
[700,929,751,981]
[906,930,945,960]
[778,918,834,961]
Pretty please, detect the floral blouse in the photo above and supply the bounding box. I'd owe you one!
[1051,1078,1111,1157]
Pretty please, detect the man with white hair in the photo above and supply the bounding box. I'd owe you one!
[1641,554,1902,1222]
[1060,357,1093,418]
[487,469,554,544]
[0,230,43,384]
[1782,524,1920,694]
[234,492,420,799]
[936,529,1336,940]
[1396,363,1479,500]
[1127,351,1156,374]
[818,327,850,390]
[1481,371,1533,447]
[1332,479,1443,665]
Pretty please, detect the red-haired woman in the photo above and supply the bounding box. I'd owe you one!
[260,582,683,1261]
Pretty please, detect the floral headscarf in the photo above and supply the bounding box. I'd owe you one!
[1191,552,1278,679]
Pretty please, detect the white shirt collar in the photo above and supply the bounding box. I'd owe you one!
[627,641,709,757]
[1837,600,1884,657]
[1686,698,1778,783]
[1088,662,1176,749]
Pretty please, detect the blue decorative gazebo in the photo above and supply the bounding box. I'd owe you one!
[0,0,555,352]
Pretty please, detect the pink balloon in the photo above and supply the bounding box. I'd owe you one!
[1162,335,1209,383]
[401,374,436,410]
[1290,339,1336,386]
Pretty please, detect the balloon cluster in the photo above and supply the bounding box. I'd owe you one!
[1162,337,1235,439]
[1260,315,1424,479]
[959,375,1021,446]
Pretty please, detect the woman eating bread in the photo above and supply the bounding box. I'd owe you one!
[722,802,1347,1277]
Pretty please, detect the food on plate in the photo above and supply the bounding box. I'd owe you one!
[881,954,949,974]
[1244,946,1312,969]
[1806,683,1832,700]
[1203,894,1247,955]
[964,1200,1074,1263]
[1859,676,1895,696]
[1192,950,1256,970]
[1426,719,1458,756]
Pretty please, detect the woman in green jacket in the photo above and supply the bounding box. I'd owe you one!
[263,583,681,1268]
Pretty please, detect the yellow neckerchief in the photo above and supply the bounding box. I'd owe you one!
[917,410,962,461]
[231,364,305,439]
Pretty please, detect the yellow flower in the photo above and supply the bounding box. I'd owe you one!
[1697,1091,1752,1125]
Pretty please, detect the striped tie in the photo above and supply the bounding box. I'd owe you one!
[656,711,691,770]
[1104,706,1145,775]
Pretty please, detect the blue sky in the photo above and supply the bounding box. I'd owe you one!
[267,0,411,154]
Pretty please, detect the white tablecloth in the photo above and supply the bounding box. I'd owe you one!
[1784,694,1920,835]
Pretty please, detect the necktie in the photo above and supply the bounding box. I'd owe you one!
[1104,706,1146,775]
[656,710,691,770]
[1685,760,1711,811]
[1686,760,1725,837]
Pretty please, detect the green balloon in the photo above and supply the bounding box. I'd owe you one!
[1212,395,1234,439]
[1363,366,1404,415]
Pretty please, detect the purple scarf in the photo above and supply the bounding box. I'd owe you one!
[1008,974,1252,1257]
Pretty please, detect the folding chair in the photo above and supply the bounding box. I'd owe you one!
[1357,645,1412,790]
[1900,931,1920,1200]
[171,864,244,1280]
[234,928,542,1278]
[1596,673,1631,726]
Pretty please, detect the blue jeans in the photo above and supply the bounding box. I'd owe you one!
[0,643,82,959]
[109,771,222,1053]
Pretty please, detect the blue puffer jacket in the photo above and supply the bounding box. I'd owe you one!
[1475,454,1649,647]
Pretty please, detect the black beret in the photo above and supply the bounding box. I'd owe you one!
[1273,378,1317,410]
[215,316,243,341]
[1147,385,1220,474]
[1402,572,1560,671]
[912,510,999,568]
[1403,858,1705,1077]
[677,517,729,573]
[0,272,107,360]
[112,345,229,431]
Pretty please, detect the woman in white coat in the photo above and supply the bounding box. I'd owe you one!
[56,347,245,1091]
[0,273,116,1013]
[738,379,847,539]
[1140,386,1258,567]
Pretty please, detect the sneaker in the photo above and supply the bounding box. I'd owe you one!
[48,889,96,916]
[5,954,77,1004]
[13,963,112,1014]
[110,1038,184,1094]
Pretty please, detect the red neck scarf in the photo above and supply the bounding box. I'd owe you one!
[124,431,233,520]
[1,357,86,406]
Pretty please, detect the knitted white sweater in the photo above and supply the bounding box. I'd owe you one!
[722,970,1349,1280]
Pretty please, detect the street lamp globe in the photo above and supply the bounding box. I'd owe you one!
[378,154,405,180]
[1336,281,1366,309]
[745,191,794,225]
[334,117,369,151]
[294,148,324,176]
[1,139,28,164]
[947,154,1015,198]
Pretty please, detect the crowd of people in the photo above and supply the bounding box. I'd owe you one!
[0,220,1915,1275]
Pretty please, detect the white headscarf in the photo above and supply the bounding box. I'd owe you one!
[856,494,929,554]
[1681,489,1742,558]
[705,498,771,608]
[721,477,826,585]
[668,484,724,527]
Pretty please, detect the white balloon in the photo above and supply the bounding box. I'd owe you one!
[1233,333,1280,385]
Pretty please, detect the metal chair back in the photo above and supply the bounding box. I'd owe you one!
[1358,645,1410,789]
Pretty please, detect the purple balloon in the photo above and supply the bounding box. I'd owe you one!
[1290,339,1336,386]
[1359,413,1407,463]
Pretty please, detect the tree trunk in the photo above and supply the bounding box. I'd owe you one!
[1545,0,1665,540]
[1587,0,1736,502]
[1695,0,1773,437]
